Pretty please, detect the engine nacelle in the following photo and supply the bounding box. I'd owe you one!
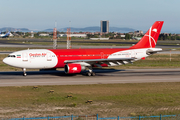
[64,64,85,74]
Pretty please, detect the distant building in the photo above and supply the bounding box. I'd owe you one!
[12,32,20,36]
[57,34,66,37]
[134,30,143,35]
[70,34,87,38]
[101,20,109,33]
[120,35,125,38]
[39,33,49,36]
[128,32,134,35]
[90,38,109,40]
[57,34,87,38]
[133,37,142,40]
[31,31,34,38]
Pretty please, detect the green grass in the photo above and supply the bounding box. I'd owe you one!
[0,47,25,51]
[1,83,180,117]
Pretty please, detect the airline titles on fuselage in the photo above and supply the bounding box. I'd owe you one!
[29,53,47,57]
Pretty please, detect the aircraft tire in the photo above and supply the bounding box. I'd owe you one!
[91,72,96,76]
[23,73,27,76]
[87,72,91,76]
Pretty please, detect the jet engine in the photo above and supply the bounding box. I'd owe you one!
[64,64,86,74]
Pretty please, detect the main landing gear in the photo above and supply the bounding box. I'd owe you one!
[86,71,96,76]
[22,68,27,76]
[85,67,96,76]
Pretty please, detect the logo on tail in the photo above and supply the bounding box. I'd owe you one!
[145,27,158,48]
[152,28,157,32]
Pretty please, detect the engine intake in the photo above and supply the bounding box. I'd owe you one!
[64,64,85,74]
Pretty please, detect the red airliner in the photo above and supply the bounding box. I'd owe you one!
[3,21,164,76]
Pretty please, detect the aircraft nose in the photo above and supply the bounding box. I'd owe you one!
[3,58,9,65]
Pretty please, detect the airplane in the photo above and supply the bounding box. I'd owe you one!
[3,21,164,76]
[0,31,10,38]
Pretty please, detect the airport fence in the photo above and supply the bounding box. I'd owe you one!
[3,114,180,120]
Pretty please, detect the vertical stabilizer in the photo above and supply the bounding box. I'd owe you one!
[131,21,164,48]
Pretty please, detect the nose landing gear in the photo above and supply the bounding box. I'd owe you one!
[22,68,27,76]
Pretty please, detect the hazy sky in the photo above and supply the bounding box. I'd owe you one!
[1,0,180,33]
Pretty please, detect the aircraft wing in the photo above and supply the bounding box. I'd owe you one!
[64,57,136,66]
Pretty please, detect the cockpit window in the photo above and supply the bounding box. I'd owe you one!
[8,55,16,57]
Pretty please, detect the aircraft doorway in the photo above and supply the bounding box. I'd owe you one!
[131,51,136,58]
[47,52,52,61]
[22,53,28,61]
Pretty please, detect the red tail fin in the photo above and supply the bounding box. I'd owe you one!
[131,21,164,49]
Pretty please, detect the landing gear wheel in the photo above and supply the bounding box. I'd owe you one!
[87,72,91,76]
[23,73,27,76]
[91,72,96,76]
[85,67,96,76]
[86,72,96,76]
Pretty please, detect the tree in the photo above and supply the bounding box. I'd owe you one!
[125,33,131,39]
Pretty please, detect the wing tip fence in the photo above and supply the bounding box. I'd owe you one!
[2,114,179,120]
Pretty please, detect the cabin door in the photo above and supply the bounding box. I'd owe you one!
[22,53,28,61]
[47,52,52,61]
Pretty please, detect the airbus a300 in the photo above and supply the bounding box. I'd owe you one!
[3,21,164,76]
